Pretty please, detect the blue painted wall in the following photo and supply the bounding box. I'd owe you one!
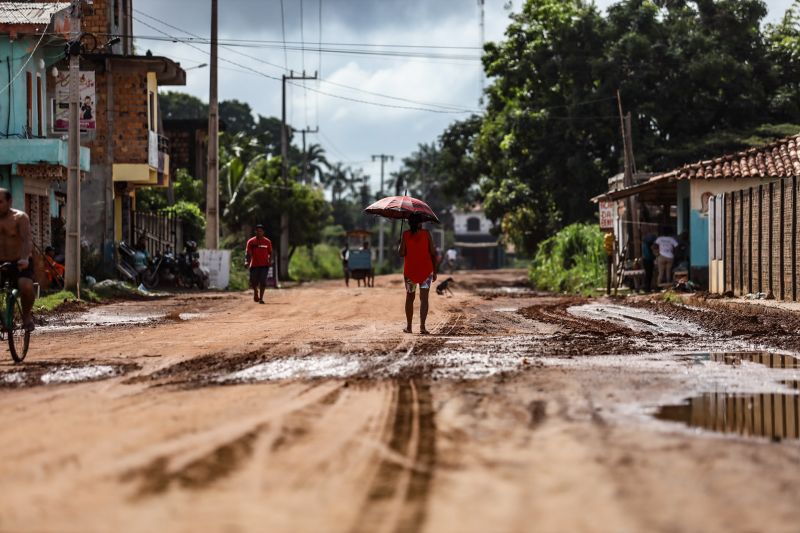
[690,209,709,267]
[0,35,51,138]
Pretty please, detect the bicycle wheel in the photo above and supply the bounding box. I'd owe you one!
[7,293,29,363]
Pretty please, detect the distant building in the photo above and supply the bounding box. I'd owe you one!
[44,0,186,267]
[599,135,800,287]
[452,206,505,269]
[0,3,91,283]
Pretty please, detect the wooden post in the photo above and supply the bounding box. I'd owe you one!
[758,184,763,294]
[748,187,753,295]
[740,190,745,295]
[793,176,797,301]
[781,179,786,300]
[769,182,774,296]
[730,193,735,294]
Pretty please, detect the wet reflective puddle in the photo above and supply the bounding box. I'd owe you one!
[678,351,799,369]
[0,363,138,388]
[655,391,800,441]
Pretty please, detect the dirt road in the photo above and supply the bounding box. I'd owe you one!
[0,270,799,532]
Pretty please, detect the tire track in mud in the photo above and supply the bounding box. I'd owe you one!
[119,386,345,498]
[352,379,437,533]
[121,426,263,498]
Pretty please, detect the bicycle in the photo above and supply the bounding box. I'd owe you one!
[0,262,31,363]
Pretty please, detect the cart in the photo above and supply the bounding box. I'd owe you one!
[345,230,374,287]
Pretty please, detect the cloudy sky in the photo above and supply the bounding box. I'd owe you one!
[134,0,796,189]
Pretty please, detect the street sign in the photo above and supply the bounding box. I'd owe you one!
[599,201,614,229]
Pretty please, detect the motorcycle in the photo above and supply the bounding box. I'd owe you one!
[117,241,160,289]
[148,246,180,288]
[177,241,210,289]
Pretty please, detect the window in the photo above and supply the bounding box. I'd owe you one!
[36,74,43,137]
[113,0,119,28]
[25,72,32,135]
[467,217,481,232]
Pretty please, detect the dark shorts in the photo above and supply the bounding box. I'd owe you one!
[249,266,269,288]
[1,259,33,288]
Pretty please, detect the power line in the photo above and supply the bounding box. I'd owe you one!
[133,15,475,115]
[132,12,479,114]
[109,33,483,61]
[134,9,475,113]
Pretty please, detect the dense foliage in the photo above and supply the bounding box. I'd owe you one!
[443,0,800,253]
[529,223,605,295]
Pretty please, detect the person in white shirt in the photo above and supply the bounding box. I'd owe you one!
[445,247,458,273]
[654,228,680,287]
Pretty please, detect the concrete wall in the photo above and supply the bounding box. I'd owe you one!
[453,210,494,236]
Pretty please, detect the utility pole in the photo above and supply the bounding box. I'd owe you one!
[280,70,317,279]
[64,0,82,293]
[372,153,394,269]
[296,126,319,184]
[478,0,485,106]
[205,0,219,249]
[616,90,638,263]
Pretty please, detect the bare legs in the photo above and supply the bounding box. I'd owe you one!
[404,291,414,333]
[18,277,34,328]
[419,288,430,334]
[403,288,430,334]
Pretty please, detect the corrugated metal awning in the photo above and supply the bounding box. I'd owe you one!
[0,3,67,25]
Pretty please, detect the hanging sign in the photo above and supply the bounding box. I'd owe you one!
[53,71,96,132]
[599,201,614,229]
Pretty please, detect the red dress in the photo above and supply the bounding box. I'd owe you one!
[403,230,434,284]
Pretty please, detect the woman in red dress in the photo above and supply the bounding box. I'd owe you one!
[398,213,438,334]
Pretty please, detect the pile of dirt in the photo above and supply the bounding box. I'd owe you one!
[632,298,800,350]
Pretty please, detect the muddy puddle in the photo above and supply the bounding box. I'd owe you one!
[165,335,541,386]
[655,391,800,441]
[476,287,538,298]
[0,362,137,388]
[567,303,697,335]
[677,352,799,369]
[36,308,208,333]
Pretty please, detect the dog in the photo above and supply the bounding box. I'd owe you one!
[436,277,455,297]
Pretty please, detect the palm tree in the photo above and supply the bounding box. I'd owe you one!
[302,143,330,185]
[322,162,351,202]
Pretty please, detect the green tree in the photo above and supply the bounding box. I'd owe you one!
[159,91,207,119]
[475,0,800,252]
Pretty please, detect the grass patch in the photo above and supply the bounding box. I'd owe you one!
[228,249,250,291]
[529,223,605,296]
[34,289,103,314]
[661,290,681,304]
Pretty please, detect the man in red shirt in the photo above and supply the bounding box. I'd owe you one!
[245,224,272,304]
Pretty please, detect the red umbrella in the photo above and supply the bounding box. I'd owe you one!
[364,195,440,224]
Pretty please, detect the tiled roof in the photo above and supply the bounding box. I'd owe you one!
[655,134,800,182]
[0,2,67,26]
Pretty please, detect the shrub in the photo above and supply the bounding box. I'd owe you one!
[162,201,206,246]
[529,223,604,295]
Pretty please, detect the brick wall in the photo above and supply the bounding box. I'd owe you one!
[82,0,111,38]
[108,70,148,164]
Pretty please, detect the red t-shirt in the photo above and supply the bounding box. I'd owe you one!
[246,236,273,268]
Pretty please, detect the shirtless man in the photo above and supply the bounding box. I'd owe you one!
[0,189,34,331]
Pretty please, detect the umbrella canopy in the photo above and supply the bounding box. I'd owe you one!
[364,195,440,224]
